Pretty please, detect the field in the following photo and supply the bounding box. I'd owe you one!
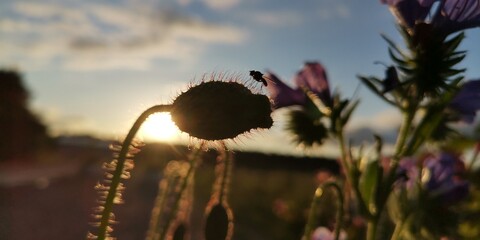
[0,141,338,240]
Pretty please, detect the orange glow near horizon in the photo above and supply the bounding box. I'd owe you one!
[140,112,180,142]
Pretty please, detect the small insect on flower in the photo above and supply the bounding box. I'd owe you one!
[249,70,270,86]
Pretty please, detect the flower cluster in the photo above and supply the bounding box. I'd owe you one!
[87,1,480,240]
[397,153,469,204]
[266,62,332,109]
[266,62,357,147]
[263,1,480,239]
[449,79,480,123]
[382,0,480,36]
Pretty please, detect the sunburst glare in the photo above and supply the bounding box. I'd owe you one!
[140,112,180,142]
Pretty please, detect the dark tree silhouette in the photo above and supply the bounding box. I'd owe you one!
[0,69,50,161]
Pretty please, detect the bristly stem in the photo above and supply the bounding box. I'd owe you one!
[217,144,233,204]
[302,182,344,240]
[159,144,204,240]
[96,104,172,240]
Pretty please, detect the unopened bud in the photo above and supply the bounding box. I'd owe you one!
[171,79,273,140]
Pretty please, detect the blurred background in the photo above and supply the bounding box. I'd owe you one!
[1,0,480,239]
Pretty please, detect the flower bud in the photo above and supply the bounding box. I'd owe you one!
[204,203,233,240]
[171,80,273,140]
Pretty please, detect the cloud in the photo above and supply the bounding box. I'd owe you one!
[317,2,351,20]
[349,109,402,131]
[202,0,241,10]
[177,0,241,10]
[0,2,248,71]
[33,106,97,136]
[346,109,401,144]
[248,10,303,27]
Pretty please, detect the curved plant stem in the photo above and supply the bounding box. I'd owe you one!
[218,145,233,204]
[337,131,370,219]
[367,218,379,240]
[337,130,351,173]
[302,182,344,240]
[390,219,405,240]
[393,109,415,160]
[96,104,172,240]
[159,145,204,240]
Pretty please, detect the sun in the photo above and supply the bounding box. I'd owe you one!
[140,112,180,142]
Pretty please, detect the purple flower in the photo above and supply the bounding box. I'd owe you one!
[422,153,469,204]
[381,0,480,35]
[397,153,469,204]
[396,157,419,189]
[294,62,333,107]
[381,0,434,30]
[266,62,332,109]
[265,72,305,109]
[449,79,480,123]
[311,227,347,240]
[436,0,480,34]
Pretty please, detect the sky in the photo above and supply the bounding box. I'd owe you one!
[1,0,480,156]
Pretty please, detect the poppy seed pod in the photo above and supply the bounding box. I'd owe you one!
[171,80,273,140]
[204,203,233,240]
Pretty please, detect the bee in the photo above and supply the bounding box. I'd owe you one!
[249,70,269,86]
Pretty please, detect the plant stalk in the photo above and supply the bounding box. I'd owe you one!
[96,104,172,240]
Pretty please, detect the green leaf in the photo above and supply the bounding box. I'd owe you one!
[443,54,466,68]
[444,32,465,53]
[388,48,408,66]
[405,105,447,155]
[441,68,465,78]
[397,65,414,75]
[359,159,381,215]
[358,75,398,107]
[381,33,408,59]
[341,99,359,126]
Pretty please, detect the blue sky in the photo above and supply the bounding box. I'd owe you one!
[1,0,480,156]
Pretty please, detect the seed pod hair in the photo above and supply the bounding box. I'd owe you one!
[171,75,273,141]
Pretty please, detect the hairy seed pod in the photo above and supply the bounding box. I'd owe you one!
[171,80,273,140]
[204,203,233,240]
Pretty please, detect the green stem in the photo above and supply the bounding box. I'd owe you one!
[336,130,370,219]
[382,109,415,197]
[393,109,415,159]
[390,219,404,240]
[96,104,172,240]
[402,92,456,157]
[337,129,351,172]
[365,108,415,240]
[367,218,379,240]
[302,182,344,240]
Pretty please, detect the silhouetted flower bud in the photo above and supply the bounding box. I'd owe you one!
[171,80,273,140]
[204,203,233,240]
